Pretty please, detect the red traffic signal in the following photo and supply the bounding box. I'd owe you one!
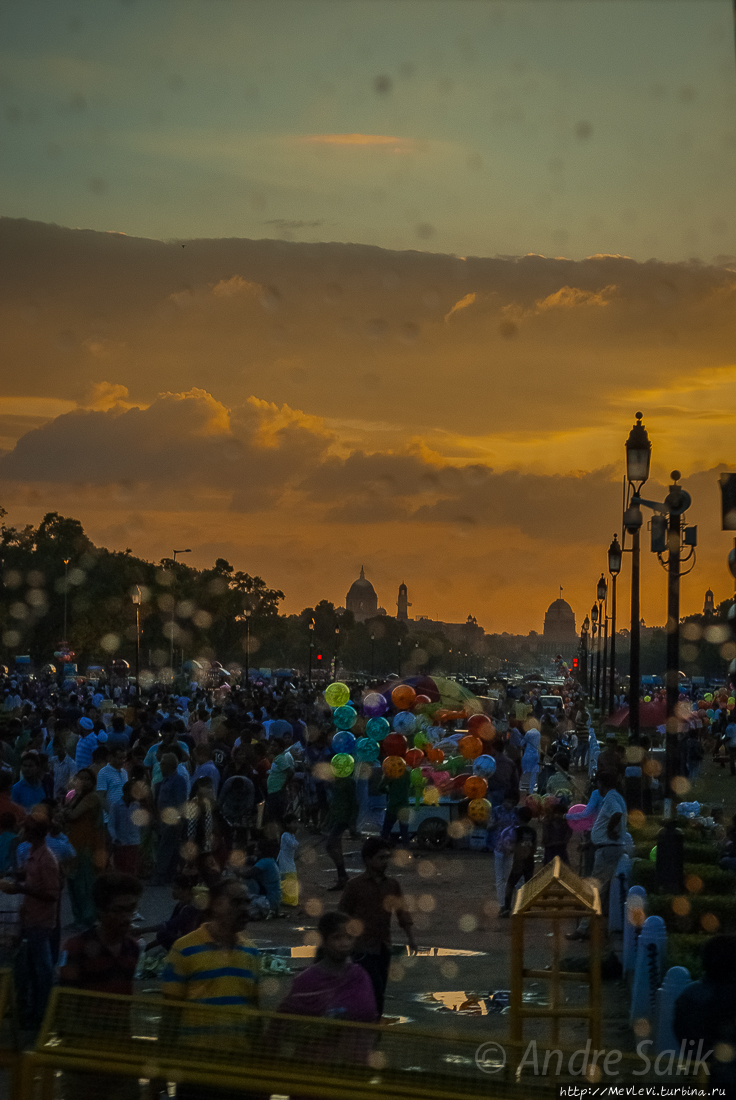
[572,658,579,669]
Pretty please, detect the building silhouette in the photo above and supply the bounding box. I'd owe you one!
[397,583,411,621]
[703,588,715,616]
[345,567,379,622]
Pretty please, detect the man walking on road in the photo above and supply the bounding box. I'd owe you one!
[339,837,416,1016]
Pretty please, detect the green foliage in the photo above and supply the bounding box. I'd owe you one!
[631,860,735,896]
[647,893,736,934]
[632,842,720,865]
[667,934,712,980]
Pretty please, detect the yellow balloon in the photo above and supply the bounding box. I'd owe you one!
[422,786,440,806]
[324,682,350,708]
[467,798,491,824]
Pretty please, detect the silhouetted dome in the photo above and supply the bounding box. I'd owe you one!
[347,566,377,601]
[543,598,576,640]
[346,567,379,622]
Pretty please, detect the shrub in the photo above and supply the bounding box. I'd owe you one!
[630,860,735,895]
[632,842,719,865]
[646,894,736,934]
[667,934,712,980]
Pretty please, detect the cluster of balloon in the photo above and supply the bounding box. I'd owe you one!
[467,714,494,741]
[324,682,351,709]
[334,705,357,730]
[458,735,483,760]
[392,684,417,710]
[382,732,408,759]
[463,775,488,799]
[355,737,380,763]
[382,755,406,778]
[467,798,491,824]
[332,730,356,754]
[332,753,355,778]
[363,691,388,717]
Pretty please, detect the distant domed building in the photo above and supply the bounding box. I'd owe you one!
[704,589,715,616]
[543,596,577,648]
[346,567,379,622]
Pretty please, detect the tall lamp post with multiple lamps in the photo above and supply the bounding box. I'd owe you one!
[308,619,314,684]
[623,414,652,742]
[607,535,622,715]
[370,633,375,678]
[580,615,590,694]
[132,586,141,703]
[590,603,599,712]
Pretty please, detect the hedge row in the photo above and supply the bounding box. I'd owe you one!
[646,893,736,934]
[667,934,713,980]
[632,842,720,866]
[630,861,736,895]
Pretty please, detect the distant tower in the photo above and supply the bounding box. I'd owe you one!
[397,582,411,622]
[704,588,715,616]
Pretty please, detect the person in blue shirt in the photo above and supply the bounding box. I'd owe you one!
[243,837,282,918]
[12,752,46,811]
[152,753,188,886]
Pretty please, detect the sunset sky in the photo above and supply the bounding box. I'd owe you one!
[1,0,736,633]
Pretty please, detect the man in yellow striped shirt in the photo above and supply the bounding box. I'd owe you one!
[162,878,260,1007]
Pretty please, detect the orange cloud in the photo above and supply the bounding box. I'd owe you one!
[296,133,417,152]
[535,284,616,311]
[444,291,476,322]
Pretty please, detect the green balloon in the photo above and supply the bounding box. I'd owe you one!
[410,767,426,788]
[649,845,657,862]
[331,753,355,778]
[325,682,350,708]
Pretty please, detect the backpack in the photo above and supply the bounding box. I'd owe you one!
[497,825,517,855]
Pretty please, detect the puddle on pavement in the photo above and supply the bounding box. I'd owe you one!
[262,944,487,960]
[416,987,548,1015]
[402,946,486,957]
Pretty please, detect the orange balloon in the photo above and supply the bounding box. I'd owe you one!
[382,755,407,778]
[414,694,432,708]
[459,735,483,760]
[463,775,488,799]
[468,714,493,740]
[392,685,417,711]
[426,747,445,764]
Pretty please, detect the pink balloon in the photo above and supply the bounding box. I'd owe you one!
[566,803,596,833]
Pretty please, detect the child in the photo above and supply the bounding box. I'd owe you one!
[243,837,282,918]
[542,802,572,865]
[278,813,300,908]
[500,806,537,917]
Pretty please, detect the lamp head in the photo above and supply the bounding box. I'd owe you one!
[591,604,598,624]
[608,534,622,576]
[625,412,651,487]
[597,573,608,602]
[131,587,141,606]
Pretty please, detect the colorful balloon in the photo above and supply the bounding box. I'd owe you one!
[383,733,408,758]
[467,714,493,739]
[472,754,497,778]
[566,803,596,833]
[325,682,350,708]
[331,753,355,778]
[392,684,417,711]
[355,737,379,763]
[467,798,491,824]
[393,711,416,735]
[366,716,390,741]
[459,735,483,760]
[363,692,388,717]
[405,748,424,768]
[410,766,426,788]
[649,845,657,862]
[463,775,488,799]
[422,785,440,805]
[382,755,406,778]
[333,705,358,730]
[426,747,445,765]
[332,730,356,754]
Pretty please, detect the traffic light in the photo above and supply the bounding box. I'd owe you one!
[317,653,322,662]
[572,657,578,670]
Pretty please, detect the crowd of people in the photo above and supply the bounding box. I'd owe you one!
[0,665,732,1092]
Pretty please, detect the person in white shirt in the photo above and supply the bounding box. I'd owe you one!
[590,771,627,908]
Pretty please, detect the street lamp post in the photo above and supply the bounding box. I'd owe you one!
[62,558,70,645]
[397,638,402,677]
[581,615,590,694]
[244,607,252,688]
[607,535,622,715]
[591,602,600,711]
[170,548,191,679]
[308,619,314,684]
[370,633,375,678]
[624,413,652,741]
[334,626,340,679]
[597,575,608,717]
[132,586,141,702]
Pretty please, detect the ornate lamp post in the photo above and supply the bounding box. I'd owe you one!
[597,574,608,719]
[624,413,652,740]
[397,637,402,677]
[370,633,375,678]
[244,606,252,687]
[308,619,314,684]
[591,602,599,711]
[581,615,590,694]
[170,548,191,679]
[607,535,622,715]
